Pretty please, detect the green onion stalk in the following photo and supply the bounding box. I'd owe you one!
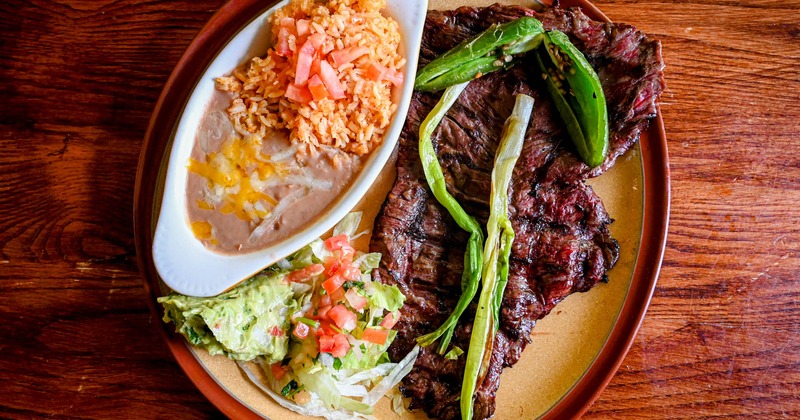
[414,82,485,355]
[461,94,534,420]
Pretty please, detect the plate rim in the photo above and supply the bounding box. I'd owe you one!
[540,2,670,418]
[133,0,670,418]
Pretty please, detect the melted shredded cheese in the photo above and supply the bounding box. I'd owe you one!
[190,221,218,245]
[188,133,282,243]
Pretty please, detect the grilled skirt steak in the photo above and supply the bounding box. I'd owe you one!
[369,4,665,419]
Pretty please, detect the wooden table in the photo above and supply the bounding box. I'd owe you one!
[1,0,798,418]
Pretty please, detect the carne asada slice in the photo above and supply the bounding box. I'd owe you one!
[369,4,665,419]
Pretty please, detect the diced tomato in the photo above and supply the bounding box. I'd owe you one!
[285,263,324,283]
[325,235,356,261]
[365,62,386,81]
[296,19,310,37]
[344,247,356,263]
[328,304,357,331]
[318,333,350,357]
[322,273,346,295]
[269,325,285,337]
[361,327,389,345]
[307,264,325,276]
[330,333,350,357]
[329,286,346,303]
[330,46,369,67]
[293,322,310,339]
[308,74,329,101]
[285,83,313,103]
[294,39,316,86]
[319,293,332,308]
[345,288,367,311]
[324,234,350,251]
[386,68,404,86]
[318,334,336,353]
[280,17,296,30]
[276,27,292,57]
[308,32,327,50]
[365,63,404,86]
[270,362,288,380]
[317,304,332,320]
[279,17,297,44]
[341,264,361,281]
[380,311,400,329]
[343,248,357,263]
[318,60,346,99]
[315,319,335,337]
[324,256,342,277]
[311,57,322,76]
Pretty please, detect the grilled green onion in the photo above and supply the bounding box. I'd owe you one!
[414,82,486,355]
[296,317,320,328]
[461,94,533,420]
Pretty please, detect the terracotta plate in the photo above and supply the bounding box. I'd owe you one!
[133,0,670,418]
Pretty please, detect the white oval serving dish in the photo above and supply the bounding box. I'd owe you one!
[152,0,428,297]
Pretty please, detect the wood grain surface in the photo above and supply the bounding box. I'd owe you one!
[1,0,798,418]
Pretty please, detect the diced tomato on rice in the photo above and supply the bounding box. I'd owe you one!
[214,0,404,156]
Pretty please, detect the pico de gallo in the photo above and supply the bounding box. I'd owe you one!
[159,213,418,418]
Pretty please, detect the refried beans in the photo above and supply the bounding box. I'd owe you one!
[186,92,360,253]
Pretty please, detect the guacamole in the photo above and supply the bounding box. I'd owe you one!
[158,271,297,362]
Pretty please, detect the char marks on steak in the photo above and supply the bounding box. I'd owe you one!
[369,4,665,419]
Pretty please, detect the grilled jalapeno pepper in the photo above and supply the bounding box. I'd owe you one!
[536,30,609,167]
[415,56,508,92]
[414,17,544,91]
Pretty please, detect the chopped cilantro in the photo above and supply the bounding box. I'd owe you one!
[186,328,202,344]
[342,280,365,291]
[281,379,299,397]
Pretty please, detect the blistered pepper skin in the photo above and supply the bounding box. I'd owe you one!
[539,30,609,167]
[535,47,590,163]
[415,56,504,92]
[414,17,544,91]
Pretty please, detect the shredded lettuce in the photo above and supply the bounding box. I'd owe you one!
[356,252,382,271]
[296,368,342,410]
[241,346,420,419]
[309,238,329,262]
[161,211,414,418]
[365,282,405,312]
[239,360,371,420]
[391,388,406,416]
[332,212,363,238]
[362,345,420,406]
[338,332,394,370]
